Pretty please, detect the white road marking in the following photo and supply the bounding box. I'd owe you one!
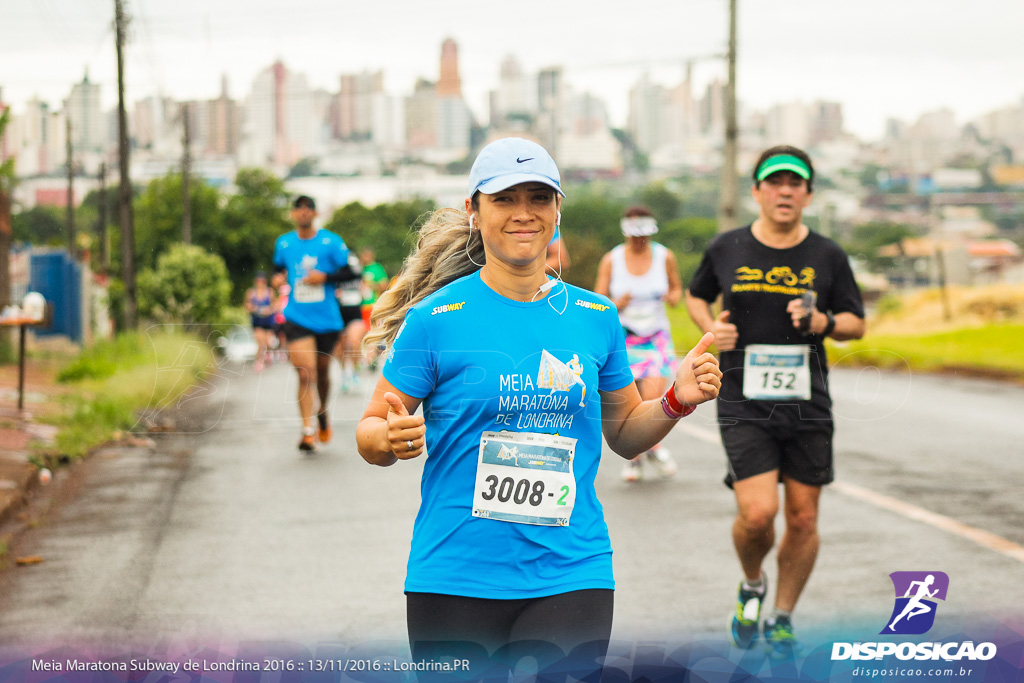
[830,481,1024,564]
[676,421,1024,564]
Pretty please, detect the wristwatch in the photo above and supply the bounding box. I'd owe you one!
[823,311,836,337]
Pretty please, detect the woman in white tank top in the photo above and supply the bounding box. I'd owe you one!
[595,206,684,482]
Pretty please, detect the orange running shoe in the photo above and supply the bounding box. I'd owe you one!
[318,425,332,443]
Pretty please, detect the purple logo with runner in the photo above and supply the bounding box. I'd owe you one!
[882,571,949,635]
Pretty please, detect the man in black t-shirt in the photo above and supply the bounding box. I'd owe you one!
[685,145,865,657]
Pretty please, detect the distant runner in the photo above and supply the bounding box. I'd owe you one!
[595,205,683,482]
[244,272,277,372]
[272,195,353,451]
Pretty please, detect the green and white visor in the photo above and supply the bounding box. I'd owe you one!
[756,155,811,182]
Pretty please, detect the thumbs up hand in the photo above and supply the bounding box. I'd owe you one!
[384,392,426,459]
[711,310,738,351]
[673,332,723,407]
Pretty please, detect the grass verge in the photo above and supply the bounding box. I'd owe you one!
[49,328,214,459]
[830,324,1024,381]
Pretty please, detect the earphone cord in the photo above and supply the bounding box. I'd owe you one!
[470,212,567,315]
[532,229,568,315]
[465,214,485,268]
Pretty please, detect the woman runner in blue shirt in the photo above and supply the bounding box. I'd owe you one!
[356,137,721,675]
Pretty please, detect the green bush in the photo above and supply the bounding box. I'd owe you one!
[138,244,231,329]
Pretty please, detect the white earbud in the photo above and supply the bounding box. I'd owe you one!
[469,214,477,230]
[556,211,562,227]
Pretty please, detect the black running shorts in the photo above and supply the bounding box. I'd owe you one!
[281,321,340,357]
[339,304,362,328]
[720,408,834,488]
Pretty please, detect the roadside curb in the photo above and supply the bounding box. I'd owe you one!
[0,423,55,529]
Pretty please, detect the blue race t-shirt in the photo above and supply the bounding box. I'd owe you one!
[272,229,349,333]
[383,271,634,599]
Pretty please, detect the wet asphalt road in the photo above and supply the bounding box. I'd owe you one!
[0,356,1022,655]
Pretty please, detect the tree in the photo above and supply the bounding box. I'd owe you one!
[218,167,292,302]
[324,198,435,277]
[287,157,317,179]
[843,221,917,269]
[137,244,231,329]
[635,181,682,224]
[559,190,627,288]
[134,171,224,271]
[11,206,67,245]
[659,217,718,285]
[0,106,14,316]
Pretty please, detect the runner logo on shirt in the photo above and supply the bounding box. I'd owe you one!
[494,351,587,430]
[538,350,587,408]
[291,254,316,277]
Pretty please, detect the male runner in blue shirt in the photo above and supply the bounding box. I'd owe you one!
[272,195,353,451]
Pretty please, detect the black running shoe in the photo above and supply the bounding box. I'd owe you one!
[730,575,768,648]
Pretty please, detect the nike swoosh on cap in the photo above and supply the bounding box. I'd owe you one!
[516,157,534,163]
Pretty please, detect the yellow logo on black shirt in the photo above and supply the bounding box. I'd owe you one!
[736,267,763,281]
[731,264,817,295]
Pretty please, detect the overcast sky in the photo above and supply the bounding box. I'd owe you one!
[2,0,1023,141]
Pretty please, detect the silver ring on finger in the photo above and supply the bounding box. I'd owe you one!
[407,440,414,451]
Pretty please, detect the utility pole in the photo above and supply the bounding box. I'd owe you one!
[115,0,137,329]
[181,102,192,244]
[66,116,76,259]
[97,162,109,273]
[717,0,739,233]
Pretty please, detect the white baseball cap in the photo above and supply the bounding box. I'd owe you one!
[468,137,564,197]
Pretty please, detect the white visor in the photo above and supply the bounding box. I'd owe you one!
[621,216,658,237]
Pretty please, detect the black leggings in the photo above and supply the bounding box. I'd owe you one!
[406,590,612,678]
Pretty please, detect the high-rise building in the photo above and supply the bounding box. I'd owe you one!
[763,101,810,149]
[437,38,462,97]
[976,99,1024,157]
[64,72,104,155]
[490,55,536,127]
[207,76,241,157]
[809,101,844,146]
[337,71,384,140]
[6,97,53,176]
[438,39,470,156]
[240,61,316,168]
[406,79,438,150]
[536,67,565,156]
[627,74,666,155]
[560,92,621,173]
[133,95,179,157]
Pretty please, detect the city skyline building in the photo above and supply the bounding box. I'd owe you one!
[240,60,315,169]
[63,72,104,157]
[437,38,462,98]
[3,36,1024,201]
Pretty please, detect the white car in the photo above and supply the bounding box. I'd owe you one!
[217,327,259,363]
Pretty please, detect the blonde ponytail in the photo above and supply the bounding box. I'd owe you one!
[363,207,484,353]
